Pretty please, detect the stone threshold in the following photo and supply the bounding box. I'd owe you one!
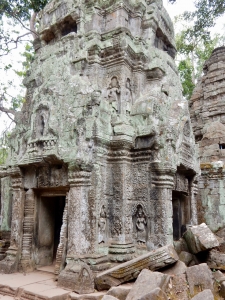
[0,271,106,300]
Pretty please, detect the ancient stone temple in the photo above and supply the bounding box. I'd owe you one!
[0,0,198,281]
[190,46,225,232]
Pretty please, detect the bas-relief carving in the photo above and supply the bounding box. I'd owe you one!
[135,205,147,245]
[38,165,68,187]
[107,77,121,114]
[98,205,107,244]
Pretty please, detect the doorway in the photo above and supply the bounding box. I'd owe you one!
[35,196,65,267]
[172,191,189,241]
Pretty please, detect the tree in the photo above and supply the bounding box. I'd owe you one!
[168,0,225,31]
[175,22,222,99]
[167,0,225,99]
[0,0,49,120]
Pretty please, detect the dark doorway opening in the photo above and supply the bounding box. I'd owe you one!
[36,196,65,267]
[172,191,189,241]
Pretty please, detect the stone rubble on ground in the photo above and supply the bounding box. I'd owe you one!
[191,289,214,300]
[106,285,132,300]
[183,223,220,254]
[206,249,225,270]
[95,245,178,291]
[186,264,214,297]
[125,269,170,300]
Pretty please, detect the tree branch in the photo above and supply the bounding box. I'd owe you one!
[0,106,16,123]
[30,12,38,40]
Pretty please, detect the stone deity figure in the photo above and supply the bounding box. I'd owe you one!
[124,78,133,115]
[98,205,107,244]
[107,77,120,113]
[136,205,147,245]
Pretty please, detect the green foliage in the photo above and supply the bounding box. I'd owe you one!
[0,0,49,21]
[175,27,221,99]
[15,43,34,78]
[172,0,225,99]
[178,59,195,99]
[169,0,225,30]
[0,131,9,165]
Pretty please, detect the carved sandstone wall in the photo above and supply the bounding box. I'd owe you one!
[0,0,198,276]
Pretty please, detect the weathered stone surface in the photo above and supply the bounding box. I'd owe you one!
[69,291,106,300]
[184,223,219,254]
[191,289,214,300]
[190,47,225,233]
[95,245,178,291]
[219,281,225,298]
[106,285,132,300]
[186,264,214,296]
[173,238,189,255]
[167,274,189,300]
[139,287,168,300]
[160,260,187,275]
[125,269,170,300]
[58,262,94,294]
[213,270,225,283]
[102,296,119,300]
[179,251,195,266]
[207,249,225,270]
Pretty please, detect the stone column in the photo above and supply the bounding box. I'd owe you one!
[150,163,175,248]
[108,157,135,262]
[190,178,198,225]
[0,171,24,273]
[20,189,35,272]
[67,171,92,259]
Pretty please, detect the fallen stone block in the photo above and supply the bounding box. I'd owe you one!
[213,270,225,283]
[179,251,194,266]
[106,284,132,300]
[173,238,189,254]
[102,296,119,300]
[95,245,178,291]
[183,223,219,254]
[220,282,225,298]
[191,289,214,300]
[138,287,168,300]
[69,291,106,300]
[160,260,187,275]
[58,262,94,294]
[126,269,170,300]
[186,263,214,296]
[206,249,225,270]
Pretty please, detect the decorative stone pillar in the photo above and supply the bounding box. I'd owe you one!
[0,171,24,273]
[67,171,93,259]
[55,194,68,275]
[150,163,175,248]
[20,189,35,272]
[108,155,135,262]
[190,178,198,225]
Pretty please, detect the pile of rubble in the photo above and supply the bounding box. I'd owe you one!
[91,223,225,300]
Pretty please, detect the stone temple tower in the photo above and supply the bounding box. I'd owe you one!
[190,47,225,233]
[0,0,198,278]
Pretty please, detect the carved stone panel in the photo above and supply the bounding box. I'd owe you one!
[37,165,68,187]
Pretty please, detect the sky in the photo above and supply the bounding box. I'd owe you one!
[0,0,224,137]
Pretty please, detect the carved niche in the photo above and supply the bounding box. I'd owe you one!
[132,204,147,245]
[34,104,50,139]
[107,77,121,114]
[98,205,107,244]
